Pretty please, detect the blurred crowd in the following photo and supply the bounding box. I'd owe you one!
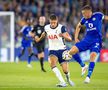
[0,0,108,48]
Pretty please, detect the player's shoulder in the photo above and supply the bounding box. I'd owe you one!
[34,24,39,28]
[58,24,65,28]
[21,25,28,30]
[58,23,63,27]
[44,24,50,29]
[22,25,28,28]
[93,12,103,16]
[80,17,86,25]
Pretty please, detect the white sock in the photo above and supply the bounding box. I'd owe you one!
[52,67,65,83]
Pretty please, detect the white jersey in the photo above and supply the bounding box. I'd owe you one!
[45,24,66,50]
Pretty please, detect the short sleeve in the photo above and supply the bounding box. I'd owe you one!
[44,25,47,32]
[61,26,67,33]
[80,17,85,25]
[20,25,27,33]
[31,26,36,32]
[95,12,104,20]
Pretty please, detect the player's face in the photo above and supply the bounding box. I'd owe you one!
[39,17,46,25]
[82,10,92,19]
[50,19,58,28]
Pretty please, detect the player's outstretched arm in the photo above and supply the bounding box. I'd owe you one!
[75,22,82,43]
[35,32,46,42]
[59,32,72,42]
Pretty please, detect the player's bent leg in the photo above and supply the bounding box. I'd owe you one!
[49,55,66,87]
[69,46,79,55]
[61,62,75,86]
[84,52,97,83]
[38,52,46,72]
[73,53,85,67]
[48,55,57,68]
[18,47,25,58]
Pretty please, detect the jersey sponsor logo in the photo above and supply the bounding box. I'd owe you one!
[37,30,42,34]
[48,35,58,39]
[88,23,93,28]
[87,23,96,31]
[92,18,96,21]
[94,43,99,48]
[85,21,88,23]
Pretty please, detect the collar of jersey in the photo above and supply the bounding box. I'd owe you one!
[50,23,58,29]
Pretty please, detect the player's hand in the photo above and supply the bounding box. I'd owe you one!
[59,33,63,37]
[75,38,80,43]
[35,36,40,42]
[42,32,46,37]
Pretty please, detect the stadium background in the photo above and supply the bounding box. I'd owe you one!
[0,0,108,62]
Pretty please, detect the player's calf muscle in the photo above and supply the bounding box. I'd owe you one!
[61,62,68,73]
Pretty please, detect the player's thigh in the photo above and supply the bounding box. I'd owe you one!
[75,40,90,52]
[28,47,33,53]
[36,45,44,54]
[57,49,68,64]
[61,62,69,73]
[49,50,58,67]
[48,55,58,67]
[38,52,44,59]
[90,42,101,62]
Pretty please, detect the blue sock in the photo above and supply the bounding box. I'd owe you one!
[87,62,95,78]
[18,53,22,58]
[28,53,34,64]
[28,55,31,64]
[73,53,85,67]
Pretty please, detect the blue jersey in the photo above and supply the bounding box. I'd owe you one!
[20,25,33,47]
[75,12,104,53]
[20,25,33,42]
[80,12,104,42]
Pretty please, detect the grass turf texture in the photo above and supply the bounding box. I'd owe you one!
[0,61,108,90]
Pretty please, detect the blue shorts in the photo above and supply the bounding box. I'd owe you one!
[75,39,101,53]
[49,49,68,64]
[21,40,32,48]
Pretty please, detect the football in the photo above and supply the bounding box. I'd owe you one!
[62,50,72,60]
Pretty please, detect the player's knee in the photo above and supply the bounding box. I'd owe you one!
[69,46,79,55]
[29,53,33,57]
[38,52,44,59]
[50,61,56,68]
[90,52,97,62]
[48,56,57,68]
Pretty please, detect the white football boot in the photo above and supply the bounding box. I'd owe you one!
[84,77,90,84]
[56,82,67,87]
[27,64,32,68]
[81,64,88,76]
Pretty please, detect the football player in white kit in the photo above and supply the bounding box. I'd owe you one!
[35,14,75,87]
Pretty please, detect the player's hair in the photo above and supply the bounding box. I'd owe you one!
[49,14,58,20]
[81,5,92,11]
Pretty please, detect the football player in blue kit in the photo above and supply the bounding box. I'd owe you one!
[64,5,108,83]
[17,18,36,67]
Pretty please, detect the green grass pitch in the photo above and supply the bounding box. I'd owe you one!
[0,61,108,90]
